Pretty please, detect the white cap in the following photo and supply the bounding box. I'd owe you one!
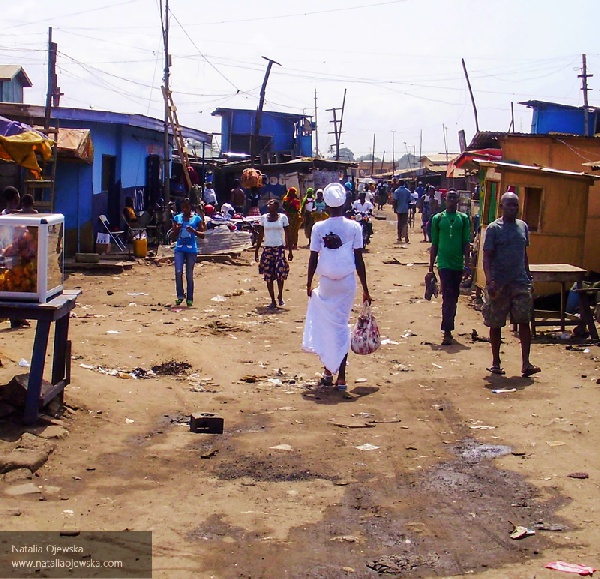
[323,183,346,207]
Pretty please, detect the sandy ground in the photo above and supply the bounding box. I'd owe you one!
[0,205,599,578]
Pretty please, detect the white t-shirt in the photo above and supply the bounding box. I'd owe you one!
[352,200,373,213]
[310,216,363,252]
[261,213,289,247]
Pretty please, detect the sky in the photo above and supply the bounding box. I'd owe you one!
[2,0,598,160]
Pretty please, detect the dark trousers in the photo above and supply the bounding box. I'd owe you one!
[396,212,409,240]
[439,268,463,332]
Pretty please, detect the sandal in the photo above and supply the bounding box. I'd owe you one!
[522,364,541,378]
[334,381,347,391]
[321,371,334,386]
[487,366,506,375]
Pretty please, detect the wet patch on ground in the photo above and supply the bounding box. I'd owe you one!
[199,437,572,578]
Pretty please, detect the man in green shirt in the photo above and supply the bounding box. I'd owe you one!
[427,189,470,345]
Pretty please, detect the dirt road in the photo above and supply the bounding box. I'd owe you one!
[1,206,599,578]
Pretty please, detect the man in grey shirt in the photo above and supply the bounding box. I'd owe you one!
[393,180,412,243]
[482,192,540,378]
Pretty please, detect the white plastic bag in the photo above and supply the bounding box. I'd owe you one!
[351,302,380,355]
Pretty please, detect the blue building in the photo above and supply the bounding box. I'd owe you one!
[520,100,600,137]
[0,66,32,104]
[0,102,210,253]
[212,107,313,162]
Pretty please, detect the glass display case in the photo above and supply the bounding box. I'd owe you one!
[0,213,64,302]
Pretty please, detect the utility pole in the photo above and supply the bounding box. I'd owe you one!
[314,88,319,158]
[419,129,422,170]
[461,58,480,133]
[370,134,376,176]
[391,130,395,177]
[161,0,171,203]
[44,27,58,130]
[327,89,346,160]
[579,53,593,136]
[252,56,281,164]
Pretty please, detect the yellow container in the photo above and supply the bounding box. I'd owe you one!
[133,237,147,258]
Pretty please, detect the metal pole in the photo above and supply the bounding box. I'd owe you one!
[314,88,319,158]
[44,27,54,131]
[162,0,171,203]
[252,56,281,164]
[579,54,593,136]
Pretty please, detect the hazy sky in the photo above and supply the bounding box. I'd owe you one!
[2,0,598,159]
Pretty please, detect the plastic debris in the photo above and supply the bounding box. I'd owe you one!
[492,388,517,394]
[546,441,566,447]
[401,330,415,338]
[211,295,227,302]
[18,358,30,367]
[356,443,379,451]
[509,523,535,540]
[270,444,293,451]
[545,561,596,575]
[106,330,120,334]
[381,339,399,345]
[125,418,135,424]
[432,363,443,369]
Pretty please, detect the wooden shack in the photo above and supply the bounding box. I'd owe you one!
[474,160,598,294]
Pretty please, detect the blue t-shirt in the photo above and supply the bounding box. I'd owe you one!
[483,218,530,286]
[174,213,203,253]
[393,186,412,214]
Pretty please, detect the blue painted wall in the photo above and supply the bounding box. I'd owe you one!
[56,119,166,253]
[220,110,312,157]
[531,106,598,137]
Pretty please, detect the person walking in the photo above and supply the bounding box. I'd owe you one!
[302,182,371,391]
[254,198,293,309]
[231,179,246,215]
[427,189,470,345]
[301,187,315,243]
[482,192,540,377]
[282,187,302,250]
[393,180,412,243]
[172,198,205,307]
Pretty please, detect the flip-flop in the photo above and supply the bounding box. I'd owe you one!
[334,381,347,391]
[522,365,541,378]
[321,372,334,386]
[487,366,506,375]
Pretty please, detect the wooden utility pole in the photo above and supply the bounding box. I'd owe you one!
[391,130,395,176]
[461,58,480,133]
[44,28,58,131]
[578,53,593,136]
[370,134,376,176]
[252,56,281,164]
[161,0,171,202]
[314,88,319,158]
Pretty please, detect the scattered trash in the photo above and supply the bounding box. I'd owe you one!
[125,418,134,424]
[79,363,156,380]
[270,444,293,451]
[356,443,379,451]
[567,472,589,479]
[509,523,535,540]
[332,420,375,429]
[355,378,367,383]
[381,338,400,345]
[211,295,227,302]
[432,363,443,369]
[151,360,192,375]
[127,292,148,296]
[18,358,30,367]
[546,441,566,447]
[492,388,517,394]
[469,425,496,430]
[401,330,416,338]
[106,330,120,334]
[534,522,567,532]
[544,561,596,575]
[470,329,489,342]
[200,449,219,459]
[330,535,361,543]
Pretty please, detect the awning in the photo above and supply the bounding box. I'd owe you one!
[447,148,502,177]
[0,115,53,178]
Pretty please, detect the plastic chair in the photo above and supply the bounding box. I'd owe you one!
[99,214,126,252]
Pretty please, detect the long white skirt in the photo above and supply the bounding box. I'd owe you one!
[302,273,356,374]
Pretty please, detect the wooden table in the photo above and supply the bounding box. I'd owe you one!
[529,264,598,340]
[0,290,80,424]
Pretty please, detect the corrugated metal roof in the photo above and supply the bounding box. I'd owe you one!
[519,100,600,113]
[0,65,32,86]
[477,160,600,180]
